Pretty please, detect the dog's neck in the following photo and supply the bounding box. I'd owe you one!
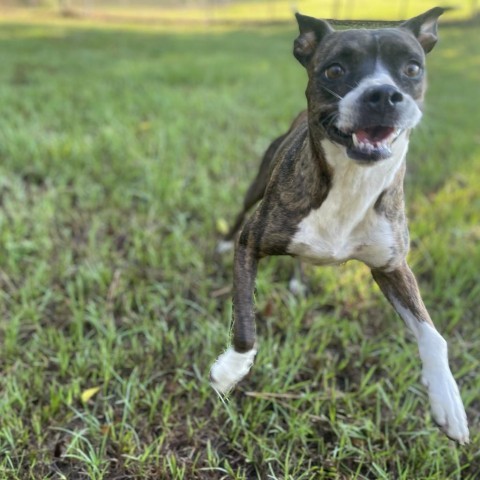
[320,134,409,203]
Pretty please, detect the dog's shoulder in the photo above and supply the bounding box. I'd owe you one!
[267,111,331,202]
[240,112,328,255]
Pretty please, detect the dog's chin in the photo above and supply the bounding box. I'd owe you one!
[325,124,402,165]
[346,144,392,164]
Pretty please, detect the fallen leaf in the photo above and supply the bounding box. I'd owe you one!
[81,386,101,403]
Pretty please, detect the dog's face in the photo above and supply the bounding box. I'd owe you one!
[294,8,444,163]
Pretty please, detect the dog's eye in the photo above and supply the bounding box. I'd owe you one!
[404,62,422,78]
[325,64,345,80]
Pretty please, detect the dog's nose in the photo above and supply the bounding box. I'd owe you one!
[364,85,404,110]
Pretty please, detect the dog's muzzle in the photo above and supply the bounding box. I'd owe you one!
[326,84,417,163]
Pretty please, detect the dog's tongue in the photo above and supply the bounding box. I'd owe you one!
[355,126,395,144]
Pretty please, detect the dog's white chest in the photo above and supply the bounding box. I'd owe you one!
[287,140,407,268]
[288,202,394,267]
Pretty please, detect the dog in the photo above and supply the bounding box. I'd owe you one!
[210,7,469,444]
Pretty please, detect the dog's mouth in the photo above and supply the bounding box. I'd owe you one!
[324,120,402,163]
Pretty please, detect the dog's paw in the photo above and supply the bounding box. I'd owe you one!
[422,368,469,444]
[210,347,256,394]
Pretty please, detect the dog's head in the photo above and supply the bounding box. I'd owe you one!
[294,7,444,164]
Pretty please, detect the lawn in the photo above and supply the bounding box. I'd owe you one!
[0,10,479,480]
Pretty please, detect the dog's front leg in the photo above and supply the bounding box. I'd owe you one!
[371,262,469,444]
[211,240,258,394]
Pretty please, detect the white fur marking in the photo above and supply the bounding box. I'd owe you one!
[288,138,407,268]
[336,72,423,133]
[210,347,257,394]
[393,301,469,444]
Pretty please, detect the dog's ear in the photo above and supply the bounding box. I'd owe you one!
[401,6,445,53]
[294,13,333,67]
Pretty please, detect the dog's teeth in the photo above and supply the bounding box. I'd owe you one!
[365,142,373,152]
[352,133,359,147]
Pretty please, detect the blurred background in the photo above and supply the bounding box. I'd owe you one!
[2,0,479,23]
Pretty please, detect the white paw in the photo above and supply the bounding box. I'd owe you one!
[422,368,469,444]
[210,347,256,394]
[216,240,234,254]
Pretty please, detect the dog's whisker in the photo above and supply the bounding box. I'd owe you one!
[320,85,343,100]
[320,111,339,127]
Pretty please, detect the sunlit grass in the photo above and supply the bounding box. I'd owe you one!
[0,0,477,29]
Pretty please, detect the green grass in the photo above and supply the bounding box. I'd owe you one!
[0,13,479,480]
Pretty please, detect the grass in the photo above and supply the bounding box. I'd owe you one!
[0,10,479,480]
